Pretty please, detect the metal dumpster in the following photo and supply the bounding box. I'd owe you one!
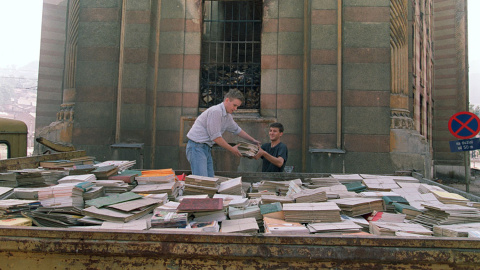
[1,171,479,269]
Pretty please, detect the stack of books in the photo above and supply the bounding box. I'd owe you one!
[217,177,243,195]
[94,160,136,173]
[307,220,363,235]
[283,202,342,223]
[260,195,294,204]
[382,195,410,212]
[291,188,328,203]
[260,202,284,220]
[369,221,433,236]
[392,203,423,220]
[433,223,480,237]
[254,180,302,196]
[135,169,176,185]
[236,142,259,158]
[57,174,96,184]
[13,187,47,200]
[38,183,86,209]
[431,191,469,205]
[131,181,181,200]
[362,178,399,191]
[220,217,259,233]
[93,180,132,194]
[410,203,480,229]
[151,209,188,228]
[183,175,219,197]
[264,217,309,235]
[213,194,248,208]
[228,205,262,221]
[0,199,40,217]
[91,165,119,179]
[331,197,385,217]
[83,186,105,200]
[22,210,83,227]
[305,177,341,188]
[39,159,76,169]
[109,170,141,184]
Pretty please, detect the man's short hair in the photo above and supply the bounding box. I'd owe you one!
[224,89,245,103]
[270,122,284,133]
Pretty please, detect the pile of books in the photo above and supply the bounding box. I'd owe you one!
[370,221,433,236]
[135,169,176,185]
[410,203,480,229]
[151,209,188,228]
[131,181,181,200]
[38,183,87,210]
[283,202,342,223]
[0,199,40,217]
[93,180,132,194]
[183,175,219,197]
[362,178,399,191]
[236,142,259,158]
[433,223,480,237]
[306,177,341,188]
[229,205,262,221]
[264,217,309,235]
[218,177,243,195]
[291,188,328,203]
[220,217,259,233]
[307,220,363,235]
[331,197,384,217]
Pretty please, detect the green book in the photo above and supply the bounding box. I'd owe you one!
[392,203,421,215]
[343,182,366,193]
[260,202,283,215]
[382,196,409,205]
[85,192,143,208]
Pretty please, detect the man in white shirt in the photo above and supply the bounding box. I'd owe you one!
[186,89,260,177]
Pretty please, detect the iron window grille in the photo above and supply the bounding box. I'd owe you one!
[200,0,262,110]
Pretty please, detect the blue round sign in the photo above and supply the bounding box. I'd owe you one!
[448,112,480,139]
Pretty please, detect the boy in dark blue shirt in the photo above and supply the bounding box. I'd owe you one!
[254,122,288,172]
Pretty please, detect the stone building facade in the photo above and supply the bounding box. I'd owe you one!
[35,0,465,178]
[432,0,469,179]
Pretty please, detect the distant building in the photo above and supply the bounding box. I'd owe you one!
[35,0,468,178]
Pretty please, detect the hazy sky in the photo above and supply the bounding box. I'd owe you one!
[0,1,42,70]
[468,1,480,106]
[0,1,478,104]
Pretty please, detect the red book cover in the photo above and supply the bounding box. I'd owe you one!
[177,198,223,212]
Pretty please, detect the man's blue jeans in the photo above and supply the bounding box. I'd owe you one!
[186,140,214,177]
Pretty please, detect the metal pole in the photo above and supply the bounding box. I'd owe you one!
[465,151,470,193]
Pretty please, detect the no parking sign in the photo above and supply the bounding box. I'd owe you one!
[448,111,480,139]
[448,112,480,152]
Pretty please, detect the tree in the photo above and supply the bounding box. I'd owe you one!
[469,104,480,117]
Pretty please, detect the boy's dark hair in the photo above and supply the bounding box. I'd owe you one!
[270,122,284,133]
[224,88,245,103]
